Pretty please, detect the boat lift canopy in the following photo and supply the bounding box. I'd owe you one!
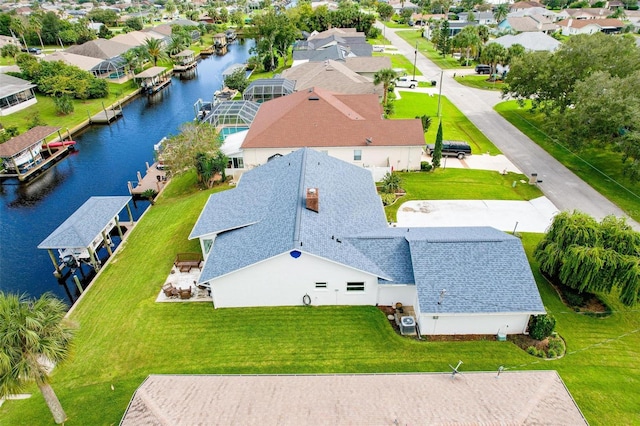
[38,196,133,272]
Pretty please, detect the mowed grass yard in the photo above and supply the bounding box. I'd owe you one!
[1,171,639,425]
[495,101,640,223]
[392,92,500,155]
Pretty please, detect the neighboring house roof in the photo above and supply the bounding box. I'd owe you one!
[143,24,173,37]
[65,38,131,60]
[293,44,348,63]
[38,196,131,249]
[0,35,21,48]
[557,18,624,29]
[308,28,363,40]
[458,11,496,21]
[191,148,391,282]
[493,32,561,51]
[241,87,424,150]
[168,18,199,26]
[110,30,164,47]
[280,60,382,96]
[557,7,610,19]
[411,13,446,21]
[507,7,557,18]
[41,51,103,72]
[343,56,393,73]
[0,73,36,99]
[121,372,588,425]
[505,15,557,32]
[0,126,59,158]
[509,1,544,10]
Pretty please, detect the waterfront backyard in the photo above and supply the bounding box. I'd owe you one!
[0,171,638,425]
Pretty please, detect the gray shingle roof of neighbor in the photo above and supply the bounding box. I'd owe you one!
[193,148,391,282]
[0,73,35,99]
[38,196,131,249]
[494,32,561,52]
[405,227,545,315]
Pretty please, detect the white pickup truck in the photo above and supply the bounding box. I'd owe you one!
[394,77,418,89]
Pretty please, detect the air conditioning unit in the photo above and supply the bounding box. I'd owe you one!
[399,316,416,335]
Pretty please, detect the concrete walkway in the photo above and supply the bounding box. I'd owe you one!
[379,24,640,231]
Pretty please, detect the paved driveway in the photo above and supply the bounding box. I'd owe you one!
[379,24,640,231]
[396,197,559,232]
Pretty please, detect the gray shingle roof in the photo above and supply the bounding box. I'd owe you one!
[0,73,36,99]
[193,148,390,282]
[192,150,545,315]
[405,227,545,314]
[38,196,131,249]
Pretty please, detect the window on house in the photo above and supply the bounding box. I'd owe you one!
[346,282,365,292]
[203,239,213,254]
[353,149,362,161]
[315,282,327,289]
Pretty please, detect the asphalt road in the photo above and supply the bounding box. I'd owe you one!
[379,24,640,231]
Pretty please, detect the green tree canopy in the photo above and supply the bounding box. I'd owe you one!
[161,122,223,183]
[432,121,444,168]
[534,211,640,306]
[0,292,76,424]
[223,67,250,93]
[373,68,397,109]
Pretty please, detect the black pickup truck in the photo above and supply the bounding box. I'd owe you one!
[426,141,472,159]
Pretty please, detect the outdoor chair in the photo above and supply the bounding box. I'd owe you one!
[178,287,192,299]
[162,283,179,298]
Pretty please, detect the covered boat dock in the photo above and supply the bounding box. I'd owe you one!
[38,196,134,279]
[172,49,197,72]
[134,67,172,95]
[0,126,70,181]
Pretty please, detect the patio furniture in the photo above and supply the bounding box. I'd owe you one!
[174,253,204,272]
[162,283,179,298]
[178,287,192,299]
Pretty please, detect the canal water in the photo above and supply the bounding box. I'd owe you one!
[0,39,255,303]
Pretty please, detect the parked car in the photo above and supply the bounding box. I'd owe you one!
[426,141,472,159]
[372,45,385,52]
[475,64,491,75]
[21,47,41,55]
[394,76,418,89]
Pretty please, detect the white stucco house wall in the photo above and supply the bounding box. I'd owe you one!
[189,148,546,335]
[225,87,425,177]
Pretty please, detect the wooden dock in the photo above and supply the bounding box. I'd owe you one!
[89,101,124,124]
[0,146,72,182]
[128,162,168,196]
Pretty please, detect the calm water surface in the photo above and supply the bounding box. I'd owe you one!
[0,40,255,303]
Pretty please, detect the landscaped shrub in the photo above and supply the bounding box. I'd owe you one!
[548,336,565,355]
[526,346,537,356]
[380,193,396,206]
[529,314,556,340]
[421,161,433,171]
[547,349,557,358]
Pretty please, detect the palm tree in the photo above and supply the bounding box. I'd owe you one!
[166,33,187,57]
[143,37,167,66]
[0,292,76,424]
[29,14,45,52]
[373,68,398,108]
[9,16,28,51]
[480,42,507,76]
[494,3,508,24]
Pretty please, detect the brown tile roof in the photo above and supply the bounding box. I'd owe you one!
[121,372,588,425]
[241,87,424,149]
[281,60,383,96]
[308,27,362,40]
[0,126,60,157]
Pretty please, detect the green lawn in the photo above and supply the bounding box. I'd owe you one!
[374,52,423,77]
[0,171,637,425]
[495,101,640,223]
[0,82,138,137]
[392,92,500,155]
[454,74,505,91]
[384,169,543,222]
[394,29,468,70]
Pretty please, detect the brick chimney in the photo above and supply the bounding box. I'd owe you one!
[306,188,319,212]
